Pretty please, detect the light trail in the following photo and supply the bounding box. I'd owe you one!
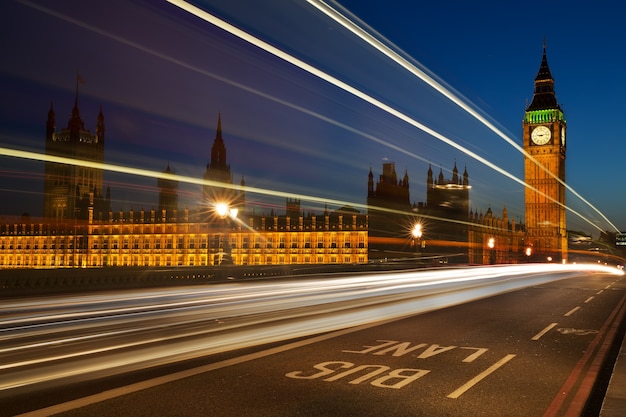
[12,1,615,232]
[308,0,619,233]
[0,263,621,392]
[167,0,610,233]
[9,1,465,228]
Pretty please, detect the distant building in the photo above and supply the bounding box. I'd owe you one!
[43,82,110,221]
[366,162,411,259]
[418,163,471,262]
[367,160,473,262]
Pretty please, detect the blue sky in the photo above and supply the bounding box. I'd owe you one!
[0,0,624,236]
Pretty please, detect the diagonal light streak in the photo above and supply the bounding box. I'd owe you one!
[167,0,606,233]
[15,0,609,232]
[12,0,455,226]
[309,0,619,233]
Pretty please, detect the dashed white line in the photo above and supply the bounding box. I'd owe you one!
[564,307,581,317]
[584,296,594,304]
[532,323,558,341]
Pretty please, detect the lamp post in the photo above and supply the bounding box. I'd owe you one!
[488,237,495,265]
[214,202,238,265]
[412,223,423,260]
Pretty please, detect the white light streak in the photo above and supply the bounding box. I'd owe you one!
[0,264,621,392]
[167,0,611,233]
[308,0,619,232]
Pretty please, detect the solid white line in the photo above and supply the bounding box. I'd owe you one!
[532,323,558,341]
[446,354,516,399]
[564,307,581,317]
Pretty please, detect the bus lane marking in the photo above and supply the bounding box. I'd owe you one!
[285,362,430,389]
[286,340,506,395]
[532,323,558,341]
[342,340,489,362]
[446,354,517,399]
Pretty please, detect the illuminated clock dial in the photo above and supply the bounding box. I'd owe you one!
[531,126,551,145]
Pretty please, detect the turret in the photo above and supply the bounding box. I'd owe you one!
[427,164,433,187]
[211,113,228,170]
[96,105,105,144]
[452,161,459,184]
[46,102,55,141]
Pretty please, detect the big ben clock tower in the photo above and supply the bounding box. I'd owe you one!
[523,42,567,261]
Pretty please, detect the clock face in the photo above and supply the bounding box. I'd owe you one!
[531,126,551,145]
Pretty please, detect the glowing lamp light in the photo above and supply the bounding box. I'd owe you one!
[215,203,229,218]
[488,238,495,249]
[525,247,532,257]
[412,223,423,239]
[215,202,239,219]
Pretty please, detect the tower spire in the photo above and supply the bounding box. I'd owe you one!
[210,113,227,169]
[526,40,559,111]
[69,72,85,141]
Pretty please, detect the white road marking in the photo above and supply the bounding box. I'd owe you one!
[584,296,594,303]
[532,323,558,341]
[564,307,581,317]
[446,354,516,399]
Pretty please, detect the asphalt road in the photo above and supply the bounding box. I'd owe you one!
[4,270,625,417]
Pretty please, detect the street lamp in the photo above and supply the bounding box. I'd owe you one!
[488,237,495,265]
[215,202,238,220]
[412,223,423,260]
[213,202,238,265]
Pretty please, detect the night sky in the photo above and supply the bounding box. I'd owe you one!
[1,0,625,236]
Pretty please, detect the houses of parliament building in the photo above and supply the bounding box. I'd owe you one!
[1,46,568,269]
[0,96,369,269]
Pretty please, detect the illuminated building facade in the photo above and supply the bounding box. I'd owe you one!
[468,206,526,264]
[0,108,367,268]
[0,206,368,268]
[523,43,567,260]
[43,86,110,221]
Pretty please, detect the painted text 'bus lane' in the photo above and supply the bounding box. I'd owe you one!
[285,339,516,397]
